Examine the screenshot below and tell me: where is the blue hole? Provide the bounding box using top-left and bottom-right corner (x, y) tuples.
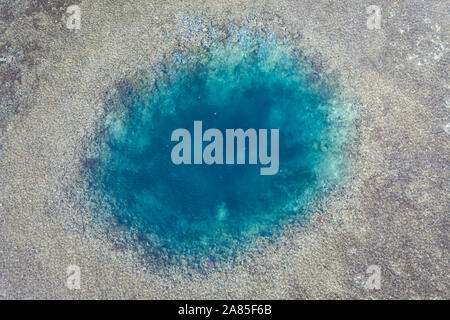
(86, 32), (351, 262)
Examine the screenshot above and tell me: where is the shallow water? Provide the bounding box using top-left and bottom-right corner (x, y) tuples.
(87, 32), (350, 261)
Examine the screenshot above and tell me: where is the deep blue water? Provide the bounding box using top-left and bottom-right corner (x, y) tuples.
(88, 34), (349, 261)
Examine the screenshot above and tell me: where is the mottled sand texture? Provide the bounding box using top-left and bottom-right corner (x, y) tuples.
(0, 0), (448, 299)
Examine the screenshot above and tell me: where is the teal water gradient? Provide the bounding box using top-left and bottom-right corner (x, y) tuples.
(87, 32), (352, 261)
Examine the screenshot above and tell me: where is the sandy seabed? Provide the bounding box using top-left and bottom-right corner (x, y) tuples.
(0, 0), (448, 299)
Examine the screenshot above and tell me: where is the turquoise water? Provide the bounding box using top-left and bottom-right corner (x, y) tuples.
(87, 31), (351, 261)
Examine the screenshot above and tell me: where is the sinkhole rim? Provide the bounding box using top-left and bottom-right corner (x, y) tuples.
(80, 28), (355, 266)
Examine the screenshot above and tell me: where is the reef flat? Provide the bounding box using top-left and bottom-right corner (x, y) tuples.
(0, 0), (448, 299)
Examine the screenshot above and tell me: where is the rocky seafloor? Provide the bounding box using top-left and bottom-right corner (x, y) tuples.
(0, 0), (448, 299)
